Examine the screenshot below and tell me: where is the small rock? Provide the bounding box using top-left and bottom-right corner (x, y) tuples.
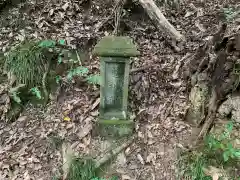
(218, 94), (240, 123)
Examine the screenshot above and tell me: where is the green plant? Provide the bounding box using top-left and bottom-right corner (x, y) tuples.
(177, 121), (239, 179)
(91, 176), (118, 180)
(86, 74), (101, 85)
(4, 39), (68, 104)
(206, 121), (240, 162)
(55, 75), (62, 84)
(67, 156), (118, 180)
(64, 65), (101, 85)
(177, 151), (212, 180)
(66, 66), (89, 81)
(5, 41), (48, 88)
(8, 84), (26, 104)
(68, 158), (96, 180)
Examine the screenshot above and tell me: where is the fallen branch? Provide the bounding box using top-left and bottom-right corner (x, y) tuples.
(138, 0), (185, 41)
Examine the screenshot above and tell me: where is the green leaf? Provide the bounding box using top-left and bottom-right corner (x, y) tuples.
(56, 75), (62, 84)
(223, 151), (230, 162)
(58, 54), (63, 64)
(59, 39), (65, 45)
(86, 74), (101, 85)
(227, 143), (233, 150)
(67, 66), (89, 80)
(38, 40), (56, 48)
(30, 87), (42, 99)
(234, 150), (240, 158)
(226, 121), (233, 132)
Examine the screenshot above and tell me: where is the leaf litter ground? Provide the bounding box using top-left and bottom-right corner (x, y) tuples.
(0, 0), (239, 179)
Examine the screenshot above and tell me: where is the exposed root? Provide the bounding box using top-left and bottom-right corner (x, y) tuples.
(184, 23), (240, 144)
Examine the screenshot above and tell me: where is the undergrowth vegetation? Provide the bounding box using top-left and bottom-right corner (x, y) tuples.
(52, 156), (118, 180)
(1, 38), (101, 122)
(68, 157), (119, 180)
(5, 40), (49, 88)
(177, 121), (240, 180)
(3, 39), (100, 105)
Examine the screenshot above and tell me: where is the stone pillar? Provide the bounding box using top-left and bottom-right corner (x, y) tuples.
(93, 36), (140, 137)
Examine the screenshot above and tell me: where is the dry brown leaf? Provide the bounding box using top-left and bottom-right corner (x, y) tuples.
(77, 123), (92, 139)
(184, 11), (195, 18)
(146, 153), (156, 165)
(116, 152), (127, 166)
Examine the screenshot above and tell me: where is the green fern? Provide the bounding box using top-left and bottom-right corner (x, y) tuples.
(38, 40), (56, 48)
(5, 41), (48, 88)
(68, 158), (96, 180)
(66, 66), (89, 81)
(86, 74), (101, 85)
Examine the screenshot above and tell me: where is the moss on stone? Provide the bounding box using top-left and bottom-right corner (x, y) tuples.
(96, 120), (134, 138)
(93, 36), (140, 57)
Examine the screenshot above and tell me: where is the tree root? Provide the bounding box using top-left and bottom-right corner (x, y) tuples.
(184, 23), (240, 145)
(194, 89), (218, 144)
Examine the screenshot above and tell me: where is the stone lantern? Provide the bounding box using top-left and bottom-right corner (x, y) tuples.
(93, 36), (140, 137)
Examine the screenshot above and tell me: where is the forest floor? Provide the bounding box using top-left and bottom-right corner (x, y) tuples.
(0, 0), (239, 179)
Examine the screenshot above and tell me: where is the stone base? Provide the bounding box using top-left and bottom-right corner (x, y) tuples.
(96, 119), (134, 138)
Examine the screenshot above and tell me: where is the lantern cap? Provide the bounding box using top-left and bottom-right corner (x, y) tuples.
(93, 36), (140, 57)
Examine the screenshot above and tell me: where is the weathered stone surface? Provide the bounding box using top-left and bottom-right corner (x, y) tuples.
(104, 61), (125, 118)
(94, 36), (139, 137)
(100, 57), (129, 121)
(93, 36), (140, 57)
(218, 93), (240, 123)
